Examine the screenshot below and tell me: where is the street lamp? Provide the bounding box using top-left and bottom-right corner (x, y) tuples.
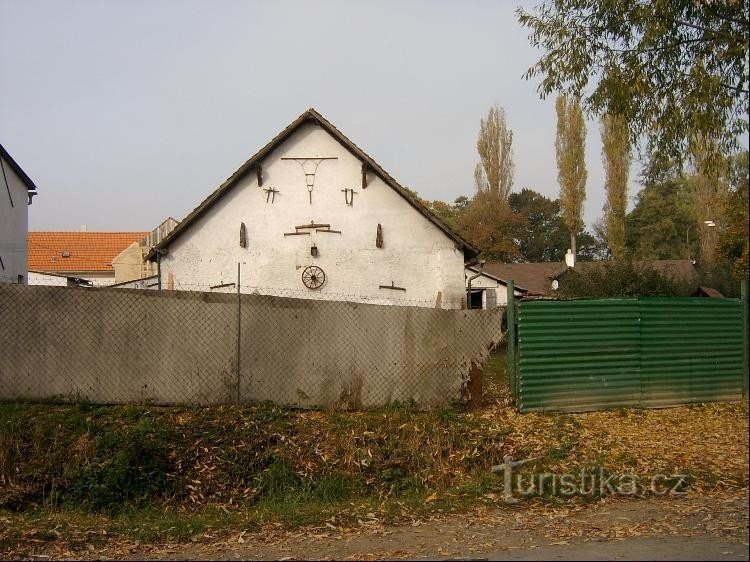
(686, 220), (716, 261)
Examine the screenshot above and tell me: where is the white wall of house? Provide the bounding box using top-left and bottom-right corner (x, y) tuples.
(464, 268), (522, 308)
(0, 155), (30, 284)
(28, 271), (115, 287)
(107, 275), (159, 290)
(28, 271), (68, 286)
(160, 123), (467, 308)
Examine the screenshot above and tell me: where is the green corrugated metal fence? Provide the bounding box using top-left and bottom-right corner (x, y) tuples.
(511, 293), (748, 413)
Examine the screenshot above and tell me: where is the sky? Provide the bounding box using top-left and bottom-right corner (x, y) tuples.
(2, 0), (630, 233)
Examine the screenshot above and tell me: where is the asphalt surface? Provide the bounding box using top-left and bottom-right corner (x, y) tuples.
(461, 535), (750, 561)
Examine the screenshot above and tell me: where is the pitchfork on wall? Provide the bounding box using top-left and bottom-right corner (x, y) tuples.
(281, 157), (338, 204)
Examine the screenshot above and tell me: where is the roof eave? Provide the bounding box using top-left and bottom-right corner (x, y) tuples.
(0, 143), (38, 194)
(147, 108), (478, 261)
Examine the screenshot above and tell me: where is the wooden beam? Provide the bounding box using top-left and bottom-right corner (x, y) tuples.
(361, 162), (368, 189)
(256, 165), (263, 187)
(295, 222), (330, 230)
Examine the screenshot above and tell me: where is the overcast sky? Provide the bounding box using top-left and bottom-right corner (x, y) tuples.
(2, 0), (631, 232)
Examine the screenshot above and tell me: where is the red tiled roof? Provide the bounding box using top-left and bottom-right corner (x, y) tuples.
(28, 232), (147, 273)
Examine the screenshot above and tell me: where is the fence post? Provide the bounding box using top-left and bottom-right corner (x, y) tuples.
(742, 279), (748, 398)
(236, 262), (242, 404)
(507, 280), (516, 403)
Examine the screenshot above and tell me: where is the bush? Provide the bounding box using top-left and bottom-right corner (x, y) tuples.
(65, 416), (175, 511)
(558, 261), (692, 298)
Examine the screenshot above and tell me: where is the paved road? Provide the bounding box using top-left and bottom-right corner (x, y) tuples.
(466, 535), (749, 561)
(134, 493), (749, 561)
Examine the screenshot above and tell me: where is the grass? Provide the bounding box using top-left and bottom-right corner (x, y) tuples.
(1, 350), (747, 557)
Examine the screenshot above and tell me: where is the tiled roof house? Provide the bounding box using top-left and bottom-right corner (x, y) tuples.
(28, 231), (147, 286)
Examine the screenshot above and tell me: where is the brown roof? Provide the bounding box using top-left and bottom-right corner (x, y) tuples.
(484, 259), (698, 296)
(28, 232), (147, 273)
(482, 262), (565, 295)
(146, 108), (478, 261)
(693, 286), (725, 298)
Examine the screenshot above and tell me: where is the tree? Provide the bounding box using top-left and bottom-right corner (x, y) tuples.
(517, 1), (749, 170)
(687, 133), (729, 266)
(555, 95), (587, 258)
(426, 199), (461, 233)
(717, 151), (749, 280)
(474, 105), (514, 200)
(509, 189), (568, 261)
(626, 177), (695, 260)
(509, 188), (606, 262)
(601, 113), (631, 259)
(457, 190), (523, 262)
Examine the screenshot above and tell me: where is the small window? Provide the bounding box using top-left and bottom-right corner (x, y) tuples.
(239, 223), (247, 248)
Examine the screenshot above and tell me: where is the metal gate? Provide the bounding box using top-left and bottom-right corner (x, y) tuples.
(506, 282), (749, 413)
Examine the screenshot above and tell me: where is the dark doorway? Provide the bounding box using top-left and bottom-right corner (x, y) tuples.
(469, 289), (483, 309)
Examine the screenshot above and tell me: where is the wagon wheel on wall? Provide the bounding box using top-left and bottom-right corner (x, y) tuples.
(301, 265), (326, 290)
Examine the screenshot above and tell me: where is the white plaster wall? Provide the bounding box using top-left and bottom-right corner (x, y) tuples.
(108, 275), (158, 290)
(0, 156), (30, 284)
(464, 268), (522, 308)
(79, 272), (116, 287)
(28, 272), (68, 286)
(161, 123), (467, 308)
(28, 271), (115, 287)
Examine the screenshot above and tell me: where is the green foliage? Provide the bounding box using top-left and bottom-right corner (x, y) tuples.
(517, 0), (749, 169)
(555, 95), (588, 254)
(0, 404), (175, 512)
(508, 188), (604, 262)
(66, 417), (174, 511)
(717, 151), (749, 281)
(255, 459), (303, 499)
(601, 113), (631, 259)
(626, 177), (695, 260)
(694, 263), (743, 298)
(457, 190), (523, 261)
(557, 261), (693, 298)
(509, 189), (568, 261)
(426, 199), (461, 233)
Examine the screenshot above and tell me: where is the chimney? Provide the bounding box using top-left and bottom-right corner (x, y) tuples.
(565, 248), (575, 268)
(79, 224), (87, 232)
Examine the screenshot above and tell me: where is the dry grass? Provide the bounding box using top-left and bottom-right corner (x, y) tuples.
(1, 352), (747, 558)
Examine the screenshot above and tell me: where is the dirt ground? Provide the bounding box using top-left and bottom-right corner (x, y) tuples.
(113, 490), (749, 561)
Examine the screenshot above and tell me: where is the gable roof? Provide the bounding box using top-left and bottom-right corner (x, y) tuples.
(146, 108), (478, 261)
(466, 265), (529, 292)
(28, 232), (148, 273)
(0, 143), (38, 194)
(483, 262), (564, 295)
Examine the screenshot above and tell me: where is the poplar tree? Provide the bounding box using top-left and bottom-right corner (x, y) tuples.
(555, 95), (587, 258)
(601, 113), (631, 259)
(475, 105), (514, 200)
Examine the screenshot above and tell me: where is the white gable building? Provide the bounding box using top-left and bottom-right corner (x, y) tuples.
(0, 144), (38, 285)
(148, 109), (477, 308)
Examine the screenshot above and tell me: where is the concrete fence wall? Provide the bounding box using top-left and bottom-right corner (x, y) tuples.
(0, 285), (503, 409)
